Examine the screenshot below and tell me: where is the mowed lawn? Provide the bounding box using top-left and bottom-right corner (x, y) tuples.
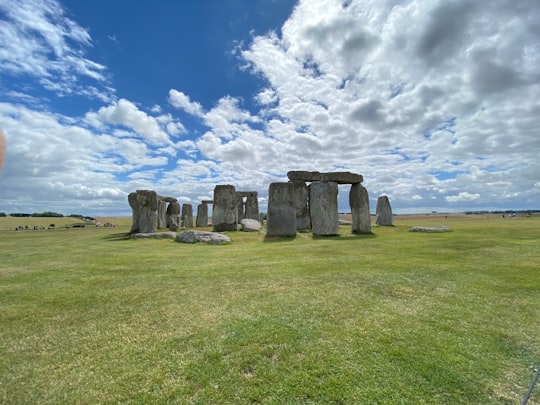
(0, 214), (539, 404)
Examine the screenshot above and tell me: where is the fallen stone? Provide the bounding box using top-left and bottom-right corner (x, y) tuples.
(131, 232), (176, 239)
(176, 230), (231, 244)
(410, 226), (452, 233)
(240, 218), (262, 232)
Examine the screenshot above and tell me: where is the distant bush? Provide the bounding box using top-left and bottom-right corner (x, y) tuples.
(0, 212), (6, 217)
(10, 213), (31, 217)
(31, 212), (64, 217)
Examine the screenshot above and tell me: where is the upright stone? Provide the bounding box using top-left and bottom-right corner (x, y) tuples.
(310, 182), (339, 236)
(157, 200), (167, 229)
(349, 183), (371, 233)
(128, 192), (141, 234)
(167, 201), (181, 231)
(181, 204), (193, 228)
(375, 195), (393, 226)
(266, 182), (296, 237)
(213, 185), (237, 232)
(245, 194), (259, 221)
(236, 196), (245, 224)
(132, 190), (158, 234)
(291, 180), (310, 231)
(196, 203), (208, 227)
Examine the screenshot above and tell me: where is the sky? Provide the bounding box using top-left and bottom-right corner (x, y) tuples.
(1, 0), (539, 216)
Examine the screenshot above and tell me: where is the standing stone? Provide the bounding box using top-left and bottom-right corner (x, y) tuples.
(349, 183), (371, 234)
(266, 182), (296, 237)
(310, 182), (339, 236)
(213, 185), (237, 232)
(128, 192), (141, 234)
(129, 190), (158, 234)
(245, 194), (259, 221)
(196, 203), (208, 227)
(236, 196), (245, 224)
(375, 195), (393, 226)
(167, 202), (181, 231)
(291, 180), (310, 231)
(181, 204), (193, 228)
(157, 200), (167, 229)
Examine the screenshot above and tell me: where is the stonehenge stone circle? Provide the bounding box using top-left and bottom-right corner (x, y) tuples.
(349, 183), (371, 234)
(266, 182), (297, 237)
(375, 195), (393, 226)
(181, 204), (193, 228)
(128, 190), (158, 234)
(213, 185), (238, 232)
(196, 203), (208, 227)
(287, 170), (363, 184)
(309, 181), (339, 236)
(291, 180), (311, 231)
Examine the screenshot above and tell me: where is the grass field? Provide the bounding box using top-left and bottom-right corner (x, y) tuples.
(1, 214), (539, 404)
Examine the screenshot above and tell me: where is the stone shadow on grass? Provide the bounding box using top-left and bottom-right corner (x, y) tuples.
(102, 232), (131, 241)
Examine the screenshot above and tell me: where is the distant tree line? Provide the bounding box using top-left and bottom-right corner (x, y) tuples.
(2, 212), (95, 220)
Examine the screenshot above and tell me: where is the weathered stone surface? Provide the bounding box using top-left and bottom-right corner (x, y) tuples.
(287, 171), (363, 184)
(166, 201), (181, 231)
(245, 195), (259, 221)
(266, 182), (296, 237)
(181, 204), (193, 228)
(131, 232), (176, 239)
(202, 200), (214, 204)
(375, 195), (393, 226)
(310, 182), (339, 236)
(410, 226), (452, 232)
(240, 218), (262, 232)
(175, 230), (231, 244)
(291, 180), (310, 231)
(157, 200), (167, 229)
(158, 196), (178, 203)
(129, 190), (158, 234)
(213, 185), (237, 232)
(236, 196), (245, 224)
(349, 183), (371, 234)
(196, 203), (208, 227)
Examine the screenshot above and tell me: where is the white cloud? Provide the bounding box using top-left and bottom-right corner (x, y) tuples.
(445, 192), (481, 203)
(0, 0), (113, 100)
(168, 89), (204, 117)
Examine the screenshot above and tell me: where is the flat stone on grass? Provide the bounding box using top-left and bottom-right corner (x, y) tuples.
(131, 232), (177, 239)
(176, 230), (231, 244)
(410, 226), (452, 233)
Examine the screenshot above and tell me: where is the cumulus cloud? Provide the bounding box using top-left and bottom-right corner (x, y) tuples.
(168, 89), (204, 117)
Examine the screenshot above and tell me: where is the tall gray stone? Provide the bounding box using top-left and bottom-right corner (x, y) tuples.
(157, 200), (167, 229)
(266, 182), (296, 237)
(291, 180), (310, 231)
(375, 195), (393, 226)
(128, 190), (158, 234)
(236, 196), (245, 224)
(213, 185), (237, 232)
(245, 195), (259, 221)
(196, 203), (208, 227)
(310, 182), (339, 236)
(181, 204), (193, 228)
(349, 183), (371, 234)
(166, 201), (181, 231)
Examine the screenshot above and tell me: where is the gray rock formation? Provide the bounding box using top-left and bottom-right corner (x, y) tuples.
(291, 180), (310, 231)
(288, 171), (363, 184)
(157, 200), (167, 229)
(309, 182), (339, 236)
(349, 183), (371, 234)
(245, 194), (259, 221)
(181, 204), (193, 228)
(240, 218), (262, 232)
(266, 182), (296, 237)
(131, 232), (176, 239)
(213, 185), (237, 232)
(196, 203), (208, 227)
(166, 201), (181, 231)
(175, 230), (231, 244)
(128, 190), (158, 234)
(375, 195), (393, 226)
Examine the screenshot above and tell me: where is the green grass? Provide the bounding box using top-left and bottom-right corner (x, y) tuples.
(1, 214), (539, 404)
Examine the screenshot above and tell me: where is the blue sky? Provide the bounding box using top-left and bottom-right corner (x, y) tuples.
(1, 0), (539, 216)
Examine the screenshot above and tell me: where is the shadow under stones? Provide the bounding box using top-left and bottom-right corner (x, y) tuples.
(102, 232), (132, 241)
(263, 235), (298, 243)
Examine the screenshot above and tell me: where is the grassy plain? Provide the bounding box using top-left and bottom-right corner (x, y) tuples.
(0, 214), (539, 404)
